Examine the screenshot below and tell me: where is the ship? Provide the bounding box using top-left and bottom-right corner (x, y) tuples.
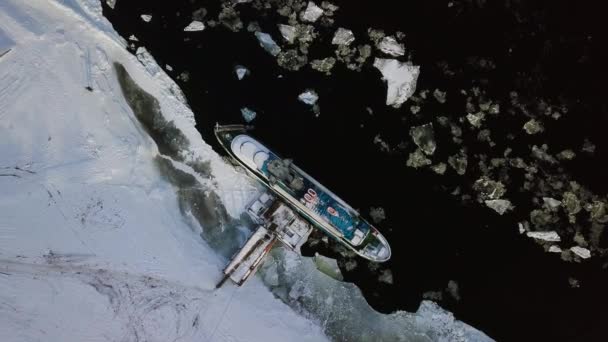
(215, 124), (391, 262)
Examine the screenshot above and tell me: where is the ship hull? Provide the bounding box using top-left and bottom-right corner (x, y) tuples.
(215, 124), (391, 262)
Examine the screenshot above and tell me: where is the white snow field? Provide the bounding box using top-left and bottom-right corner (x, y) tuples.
(0, 0), (493, 341)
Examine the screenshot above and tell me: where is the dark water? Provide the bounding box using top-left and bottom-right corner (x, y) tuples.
(104, 1), (608, 341)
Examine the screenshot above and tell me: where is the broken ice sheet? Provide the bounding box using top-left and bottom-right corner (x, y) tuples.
(140, 14), (152, 23)
(298, 89), (319, 105)
(254, 32), (281, 56)
(234, 65), (249, 80)
(183, 20), (205, 32)
(241, 107), (257, 123)
(332, 28), (355, 45)
(278, 24), (297, 44)
(377, 36), (405, 57)
(373, 58), (420, 108)
(409, 123), (436, 155)
(301, 1), (324, 22)
(314, 253), (343, 281)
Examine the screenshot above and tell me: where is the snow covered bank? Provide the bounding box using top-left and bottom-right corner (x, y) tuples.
(0, 0), (325, 340)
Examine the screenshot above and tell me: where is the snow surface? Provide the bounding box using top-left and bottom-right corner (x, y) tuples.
(0, 27), (15, 56)
(0, 1), (323, 341)
(0, 0), (493, 341)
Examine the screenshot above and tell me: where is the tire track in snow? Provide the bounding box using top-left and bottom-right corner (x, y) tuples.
(0, 259), (213, 342)
(0, 57), (30, 120)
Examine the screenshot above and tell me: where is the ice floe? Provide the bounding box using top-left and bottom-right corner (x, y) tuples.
(278, 24), (297, 43)
(301, 1), (324, 22)
(254, 31), (281, 56)
(332, 27), (355, 46)
(485, 199), (513, 215)
(410, 123), (436, 155)
(377, 36), (405, 57)
(526, 231), (561, 242)
(570, 246), (591, 259)
(373, 58), (420, 107)
(184, 20), (205, 32)
(313, 253), (343, 281)
(241, 107), (257, 122)
(298, 89), (319, 105)
(234, 64), (249, 80)
(140, 14), (152, 22)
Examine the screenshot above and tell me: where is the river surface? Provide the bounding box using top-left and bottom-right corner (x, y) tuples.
(104, 1), (608, 340)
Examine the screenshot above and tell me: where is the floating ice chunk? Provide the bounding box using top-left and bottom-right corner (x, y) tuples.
(140, 14), (152, 23)
(467, 112), (485, 128)
(278, 24), (297, 44)
(570, 246), (591, 259)
(310, 57), (336, 75)
(543, 197), (562, 209)
(518, 222), (527, 234)
(377, 36), (405, 57)
(447, 280), (460, 301)
(301, 1), (324, 22)
(485, 199), (512, 215)
(549, 245), (562, 253)
(526, 231), (561, 242)
(406, 148), (431, 169)
(298, 89), (319, 105)
(431, 163), (447, 175)
(165, 64), (173, 71)
(314, 253), (343, 281)
(184, 20), (205, 32)
(410, 123), (436, 155)
(373, 58), (420, 108)
(241, 107), (257, 123)
(254, 32), (281, 56)
(523, 118), (543, 134)
(128, 35), (139, 42)
(105, 0), (117, 9)
(378, 269), (393, 284)
(332, 28), (355, 46)
(234, 65), (249, 80)
(433, 88), (447, 103)
(369, 207), (386, 224)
